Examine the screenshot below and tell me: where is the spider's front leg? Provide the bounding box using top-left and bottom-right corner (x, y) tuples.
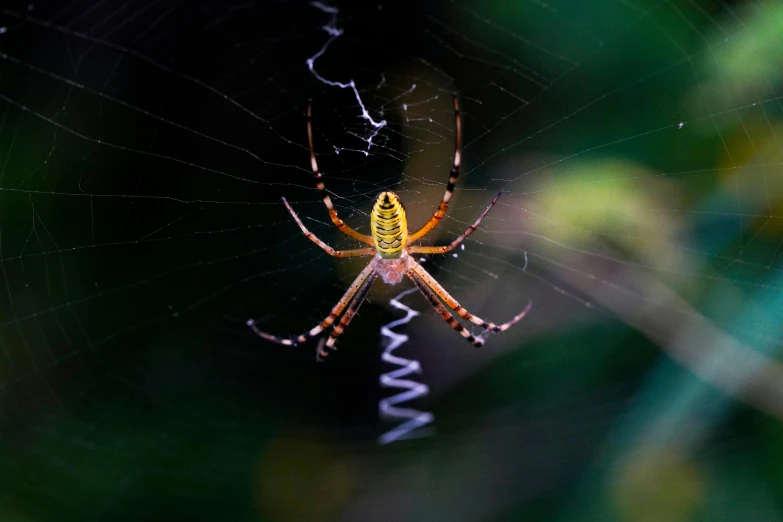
(316, 272), (378, 361)
(406, 271), (485, 347)
(409, 259), (531, 335)
(248, 263), (376, 348)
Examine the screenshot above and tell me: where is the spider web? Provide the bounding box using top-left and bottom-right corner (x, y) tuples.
(1, 0), (783, 519)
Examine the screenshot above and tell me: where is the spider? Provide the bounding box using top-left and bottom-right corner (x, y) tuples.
(247, 96), (531, 360)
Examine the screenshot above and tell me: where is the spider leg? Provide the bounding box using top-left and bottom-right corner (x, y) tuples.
(408, 191), (502, 255)
(319, 272), (379, 360)
(407, 95), (462, 243)
(307, 105), (374, 245)
(282, 197), (375, 257)
(408, 259), (532, 334)
(406, 270), (484, 347)
(248, 262), (376, 346)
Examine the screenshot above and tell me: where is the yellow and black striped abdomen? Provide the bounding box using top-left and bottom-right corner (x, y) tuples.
(370, 192), (408, 259)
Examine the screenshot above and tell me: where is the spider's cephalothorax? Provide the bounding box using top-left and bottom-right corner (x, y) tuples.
(371, 191), (408, 259)
(248, 97), (532, 360)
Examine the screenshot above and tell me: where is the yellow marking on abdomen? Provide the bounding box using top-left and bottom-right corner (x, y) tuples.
(370, 192), (408, 259)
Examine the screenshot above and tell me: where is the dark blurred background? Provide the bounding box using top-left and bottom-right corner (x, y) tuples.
(1, 0), (783, 520)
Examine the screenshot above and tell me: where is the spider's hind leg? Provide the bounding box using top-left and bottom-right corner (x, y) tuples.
(307, 105), (374, 246)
